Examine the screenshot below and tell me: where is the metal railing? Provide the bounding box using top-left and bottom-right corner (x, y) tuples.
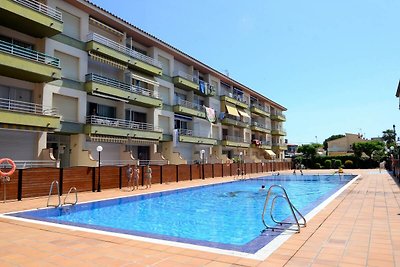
(272, 110), (286, 119)
(251, 103), (270, 113)
(174, 98), (204, 111)
(0, 97), (59, 116)
(0, 40), (60, 68)
(13, 0), (63, 21)
(138, 159), (169, 166)
(251, 121), (270, 130)
(87, 32), (162, 68)
(100, 160), (136, 166)
(86, 73), (159, 99)
(173, 70), (195, 82)
(272, 127), (287, 134)
(177, 128), (193, 136)
(272, 142), (287, 147)
(87, 115), (162, 132)
(0, 160), (58, 169)
(223, 135), (247, 143)
(224, 113), (248, 123)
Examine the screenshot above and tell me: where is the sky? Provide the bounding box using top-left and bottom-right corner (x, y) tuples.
(91, 0), (400, 144)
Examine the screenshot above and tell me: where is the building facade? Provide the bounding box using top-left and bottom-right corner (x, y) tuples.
(327, 133), (367, 156)
(0, 0), (287, 167)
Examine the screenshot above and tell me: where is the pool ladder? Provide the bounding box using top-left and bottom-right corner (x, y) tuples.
(261, 185), (306, 233)
(47, 180), (78, 208)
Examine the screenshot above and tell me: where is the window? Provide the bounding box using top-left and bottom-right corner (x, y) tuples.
(58, 9), (80, 40)
(53, 94), (78, 122)
(174, 119), (188, 130)
(88, 102), (115, 118)
(125, 110), (147, 123)
(54, 51), (79, 80)
(158, 55), (170, 76)
(0, 35), (34, 50)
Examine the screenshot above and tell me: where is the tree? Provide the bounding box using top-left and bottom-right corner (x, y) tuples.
(323, 134), (345, 151)
(382, 129), (396, 147)
(297, 143), (321, 159)
(353, 141), (385, 159)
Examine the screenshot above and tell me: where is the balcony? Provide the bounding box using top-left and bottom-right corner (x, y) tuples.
(272, 143), (288, 150)
(220, 95), (248, 109)
(85, 115), (162, 140)
(177, 129), (217, 145)
(221, 135), (250, 148)
(0, 40), (61, 82)
(250, 103), (270, 117)
(0, 0), (63, 37)
(271, 127), (287, 136)
(250, 122), (271, 133)
(86, 33), (163, 76)
(271, 111), (286, 121)
(172, 71), (199, 91)
(85, 74), (162, 108)
(251, 140), (272, 150)
(221, 114), (249, 128)
(173, 99), (205, 118)
(0, 97), (60, 130)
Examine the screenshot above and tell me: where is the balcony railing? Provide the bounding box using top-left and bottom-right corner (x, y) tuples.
(177, 128), (193, 136)
(173, 70), (196, 82)
(13, 0), (63, 21)
(272, 110), (286, 119)
(272, 127), (286, 132)
(224, 114), (249, 123)
(86, 73), (159, 99)
(174, 98), (204, 111)
(86, 115), (162, 132)
(223, 135), (246, 143)
(0, 40), (60, 68)
(0, 97), (59, 116)
(251, 103), (270, 113)
(251, 121), (270, 130)
(87, 32), (162, 68)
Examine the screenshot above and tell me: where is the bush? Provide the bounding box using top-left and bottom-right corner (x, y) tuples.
(333, 159), (342, 169)
(324, 159), (332, 169)
(314, 163), (321, 169)
(344, 160), (353, 168)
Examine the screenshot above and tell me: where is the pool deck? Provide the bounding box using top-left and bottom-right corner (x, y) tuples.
(0, 169), (399, 266)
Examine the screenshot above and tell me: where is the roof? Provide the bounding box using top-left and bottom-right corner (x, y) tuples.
(66, 0), (287, 111)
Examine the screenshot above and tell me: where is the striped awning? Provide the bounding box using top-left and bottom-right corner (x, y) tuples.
(88, 52), (127, 70)
(131, 71), (159, 86)
(238, 109), (250, 118)
(225, 103), (239, 117)
(265, 149), (276, 159)
(89, 135), (159, 145)
(0, 123), (55, 132)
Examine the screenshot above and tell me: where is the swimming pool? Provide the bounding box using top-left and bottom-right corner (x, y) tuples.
(7, 174), (355, 254)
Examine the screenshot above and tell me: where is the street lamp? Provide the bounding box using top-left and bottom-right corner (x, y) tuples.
(200, 149), (205, 180)
(239, 151), (243, 177)
(96, 145), (103, 192)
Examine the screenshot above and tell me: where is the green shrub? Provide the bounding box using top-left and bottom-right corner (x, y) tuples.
(324, 159), (332, 169)
(333, 159), (342, 169)
(314, 163), (321, 169)
(344, 160), (353, 168)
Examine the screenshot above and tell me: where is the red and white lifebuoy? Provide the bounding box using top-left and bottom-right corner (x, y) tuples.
(0, 158), (16, 177)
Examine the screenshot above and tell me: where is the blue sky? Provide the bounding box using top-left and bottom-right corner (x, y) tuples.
(91, 0), (400, 144)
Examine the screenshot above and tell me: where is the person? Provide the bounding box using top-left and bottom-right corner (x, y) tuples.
(126, 164), (133, 190)
(132, 164), (139, 190)
(259, 185), (266, 192)
(145, 165), (152, 189)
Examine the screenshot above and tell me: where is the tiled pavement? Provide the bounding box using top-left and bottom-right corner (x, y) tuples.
(0, 169), (398, 266)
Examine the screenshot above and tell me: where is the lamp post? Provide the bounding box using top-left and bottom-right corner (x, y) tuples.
(239, 151), (243, 177)
(200, 149), (205, 180)
(96, 145), (103, 192)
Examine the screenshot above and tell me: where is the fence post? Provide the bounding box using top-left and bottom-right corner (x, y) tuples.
(160, 165), (163, 184)
(17, 169), (23, 201)
(59, 168), (63, 195)
(190, 164), (192, 181)
(176, 165), (179, 182)
(119, 166), (122, 189)
(92, 167), (96, 192)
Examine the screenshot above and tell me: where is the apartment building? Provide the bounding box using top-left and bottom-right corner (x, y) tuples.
(0, 0), (287, 167)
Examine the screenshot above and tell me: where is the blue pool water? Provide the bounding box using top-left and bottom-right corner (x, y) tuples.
(8, 175), (355, 253)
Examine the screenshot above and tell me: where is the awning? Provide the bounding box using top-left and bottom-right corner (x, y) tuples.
(89, 52), (127, 70)
(265, 150), (276, 158)
(131, 70), (159, 86)
(89, 17), (124, 37)
(225, 103), (239, 117)
(89, 135), (159, 145)
(237, 109), (250, 118)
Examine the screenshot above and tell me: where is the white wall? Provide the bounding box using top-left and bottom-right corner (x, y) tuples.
(0, 130), (36, 160)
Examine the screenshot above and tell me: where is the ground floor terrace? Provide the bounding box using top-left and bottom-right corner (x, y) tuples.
(0, 169), (398, 266)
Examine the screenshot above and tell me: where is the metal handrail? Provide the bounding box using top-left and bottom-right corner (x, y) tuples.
(63, 187), (78, 206)
(223, 113), (249, 123)
(0, 97), (59, 116)
(272, 110), (286, 118)
(174, 98), (204, 111)
(87, 32), (162, 68)
(100, 160), (136, 166)
(138, 159), (169, 166)
(251, 121), (270, 130)
(173, 70), (195, 82)
(13, 0), (63, 21)
(47, 180), (60, 208)
(223, 135), (246, 143)
(177, 128), (193, 136)
(251, 103), (270, 113)
(86, 73), (159, 98)
(261, 185), (306, 233)
(86, 115), (162, 132)
(0, 40), (60, 68)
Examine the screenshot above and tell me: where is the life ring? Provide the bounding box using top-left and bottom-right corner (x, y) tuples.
(0, 158), (16, 177)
